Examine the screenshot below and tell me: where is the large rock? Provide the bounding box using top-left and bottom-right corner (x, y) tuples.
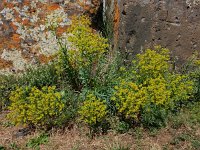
(0, 0), (100, 74)
(105, 0), (200, 63)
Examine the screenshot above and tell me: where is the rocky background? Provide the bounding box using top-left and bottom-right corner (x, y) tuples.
(115, 0), (200, 63)
(0, 0), (100, 74)
(1, 0), (200, 73)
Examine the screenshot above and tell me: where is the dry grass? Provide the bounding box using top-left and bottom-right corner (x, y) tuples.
(0, 115), (171, 150)
(1, 102), (200, 150)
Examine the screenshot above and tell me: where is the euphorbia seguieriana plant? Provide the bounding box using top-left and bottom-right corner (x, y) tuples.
(78, 93), (108, 128)
(55, 15), (109, 90)
(111, 46), (194, 120)
(7, 86), (64, 128)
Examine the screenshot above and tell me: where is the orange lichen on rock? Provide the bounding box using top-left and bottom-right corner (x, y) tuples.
(5, 39), (21, 50)
(77, 0), (100, 14)
(113, 0), (120, 50)
(0, 38), (6, 50)
(0, 0), (93, 73)
(38, 54), (55, 64)
(14, 16), (22, 23)
(12, 34), (21, 43)
(0, 58), (13, 69)
(2, 24), (9, 31)
(22, 19), (30, 26)
(4, 2), (14, 9)
(0, 36), (20, 50)
(56, 27), (68, 36)
(47, 4), (61, 11)
(23, 0), (31, 6)
(8, 43), (20, 50)
(10, 22), (18, 31)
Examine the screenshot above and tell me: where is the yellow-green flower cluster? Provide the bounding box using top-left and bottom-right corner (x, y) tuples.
(135, 45), (170, 80)
(7, 86), (64, 127)
(78, 93), (108, 126)
(55, 15), (109, 88)
(194, 59), (200, 66)
(67, 15), (108, 68)
(112, 80), (147, 119)
(169, 74), (194, 102)
(112, 46), (194, 120)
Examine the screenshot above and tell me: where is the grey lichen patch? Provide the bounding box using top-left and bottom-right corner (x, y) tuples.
(186, 0), (200, 8)
(0, 0), (93, 74)
(1, 49), (28, 71)
(138, 0), (151, 7)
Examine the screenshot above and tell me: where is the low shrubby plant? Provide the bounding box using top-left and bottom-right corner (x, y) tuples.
(141, 104), (168, 128)
(54, 88), (79, 127)
(7, 86), (65, 128)
(5, 15), (110, 131)
(20, 64), (58, 88)
(78, 93), (108, 132)
(0, 145), (5, 150)
(0, 64), (58, 111)
(181, 52), (200, 100)
(115, 120), (130, 134)
(111, 80), (147, 120)
(55, 15), (109, 90)
(0, 74), (18, 110)
(111, 46), (194, 128)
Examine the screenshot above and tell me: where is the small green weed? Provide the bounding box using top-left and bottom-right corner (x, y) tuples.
(9, 142), (20, 150)
(162, 144), (169, 150)
(115, 121), (130, 134)
(109, 143), (130, 150)
(141, 104), (168, 129)
(0, 74), (18, 110)
(170, 114), (185, 129)
(148, 128), (159, 137)
(191, 139), (200, 149)
(20, 64), (58, 88)
(170, 102), (200, 129)
(132, 127), (143, 139)
(0, 145), (5, 150)
(1, 121), (14, 127)
(26, 133), (49, 150)
(71, 142), (80, 150)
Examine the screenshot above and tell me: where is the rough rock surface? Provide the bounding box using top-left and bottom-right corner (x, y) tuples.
(1, 0), (200, 73)
(0, 0), (99, 74)
(114, 0), (200, 63)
